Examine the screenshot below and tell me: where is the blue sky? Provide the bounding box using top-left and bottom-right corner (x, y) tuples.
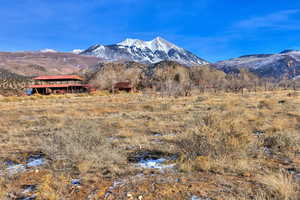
(1, 0), (300, 62)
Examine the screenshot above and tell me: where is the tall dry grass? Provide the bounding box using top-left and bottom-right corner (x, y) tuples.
(256, 171), (298, 200)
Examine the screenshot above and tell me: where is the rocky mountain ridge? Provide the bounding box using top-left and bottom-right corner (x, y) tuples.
(215, 50), (300, 79)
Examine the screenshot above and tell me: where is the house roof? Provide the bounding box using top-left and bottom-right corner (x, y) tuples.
(29, 84), (91, 88)
(33, 75), (84, 81)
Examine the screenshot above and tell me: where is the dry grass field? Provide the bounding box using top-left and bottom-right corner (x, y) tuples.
(0, 90), (299, 199)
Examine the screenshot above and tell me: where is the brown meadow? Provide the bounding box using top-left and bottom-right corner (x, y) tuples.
(0, 90), (299, 199)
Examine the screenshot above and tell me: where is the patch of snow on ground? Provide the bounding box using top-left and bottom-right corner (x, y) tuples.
(27, 158), (44, 167)
(7, 164), (26, 174)
(19, 196), (36, 200)
(22, 185), (36, 194)
(3, 156), (45, 175)
(104, 180), (126, 198)
(191, 195), (211, 200)
(138, 158), (175, 169)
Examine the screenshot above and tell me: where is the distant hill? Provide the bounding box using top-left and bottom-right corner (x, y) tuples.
(214, 50), (300, 80)
(0, 51), (102, 76)
(0, 69), (30, 96)
(83, 60), (226, 92)
(83, 61), (148, 90)
(80, 37), (209, 66)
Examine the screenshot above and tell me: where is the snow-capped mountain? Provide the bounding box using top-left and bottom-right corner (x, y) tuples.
(214, 50), (300, 79)
(72, 49), (84, 54)
(40, 49), (58, 53)
(80, 37), (208, 66)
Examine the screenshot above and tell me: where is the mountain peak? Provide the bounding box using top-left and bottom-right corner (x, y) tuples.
(152, 37), (181, 52)
(117, 37), (181, 53)
(153, 36), (168, 43)
(118, 38), (143, 47)
(82, 37), (208, 66)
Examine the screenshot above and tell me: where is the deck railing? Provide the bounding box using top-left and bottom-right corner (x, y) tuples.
(33, 80), (83, 85)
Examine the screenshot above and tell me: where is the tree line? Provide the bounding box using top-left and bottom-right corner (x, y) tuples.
(85, 62), (299, 97)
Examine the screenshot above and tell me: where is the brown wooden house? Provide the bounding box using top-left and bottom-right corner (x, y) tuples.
(28, 75), (92, 95)
(113, 81), (133, 92)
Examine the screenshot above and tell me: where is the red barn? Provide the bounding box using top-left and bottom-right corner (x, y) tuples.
(28, 75), (92, 95)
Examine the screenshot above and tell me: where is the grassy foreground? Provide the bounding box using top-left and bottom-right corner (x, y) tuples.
(0, 91), (299, 199)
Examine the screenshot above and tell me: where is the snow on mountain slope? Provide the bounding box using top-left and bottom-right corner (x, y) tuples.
(118, 37), (182, 52)
(214, 50), (300, 79)
(80, 37), (208, 66)
(72, 49), (84, 54)
(40, 49), (57, 53)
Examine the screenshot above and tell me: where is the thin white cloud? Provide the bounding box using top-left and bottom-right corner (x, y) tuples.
(233, 9), (300, 30)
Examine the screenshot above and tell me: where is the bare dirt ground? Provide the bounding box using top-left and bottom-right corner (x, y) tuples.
(0, 91), (299, 199)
